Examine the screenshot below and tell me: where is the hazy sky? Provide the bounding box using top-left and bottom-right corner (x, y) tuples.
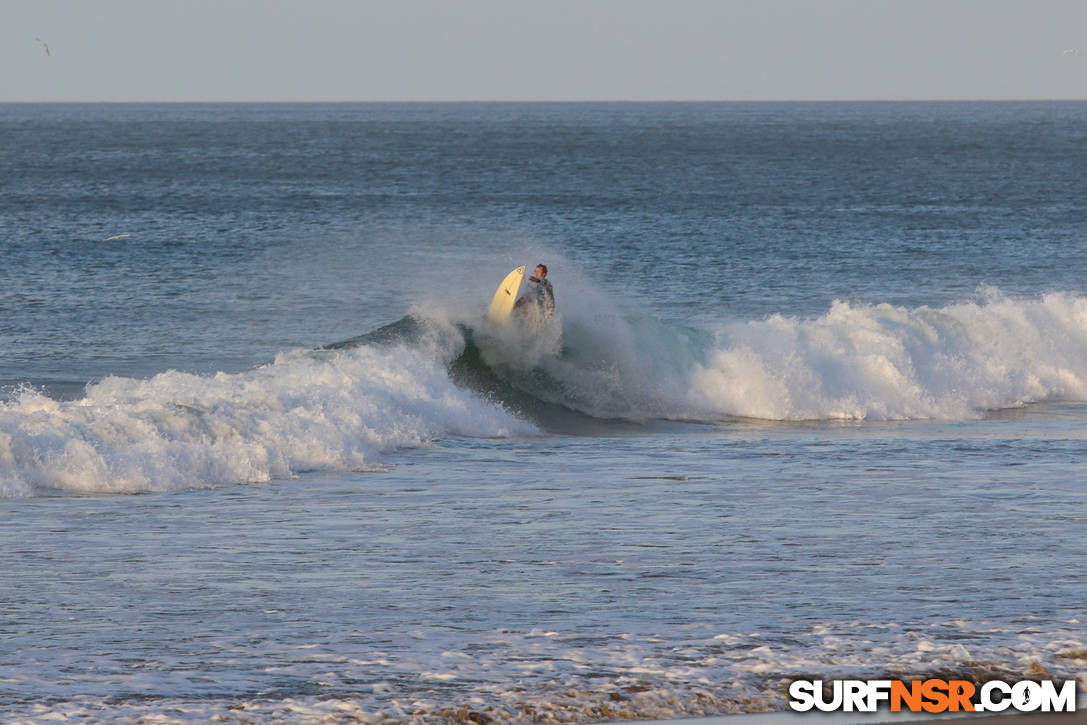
(4, 0), (1085, 102)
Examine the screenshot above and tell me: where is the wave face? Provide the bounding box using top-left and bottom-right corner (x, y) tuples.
(4, 290), (1087, 496)
(454, 289), (1087, 425)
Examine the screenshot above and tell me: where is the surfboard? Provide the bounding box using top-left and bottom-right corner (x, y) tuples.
(486, 265), (525, 325)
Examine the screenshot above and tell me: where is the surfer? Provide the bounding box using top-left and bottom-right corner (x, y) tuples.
(515, 264), (555, 317)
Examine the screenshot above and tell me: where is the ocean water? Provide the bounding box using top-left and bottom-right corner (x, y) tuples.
(1, 102), (1086, 723)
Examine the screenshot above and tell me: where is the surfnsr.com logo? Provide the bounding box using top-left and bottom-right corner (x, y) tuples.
(789, 679), (1078, 713)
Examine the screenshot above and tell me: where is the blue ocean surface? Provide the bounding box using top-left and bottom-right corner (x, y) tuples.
(1, 102), (1086, 723)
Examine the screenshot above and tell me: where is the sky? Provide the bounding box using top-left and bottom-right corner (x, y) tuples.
(4, 0), (1086, 102)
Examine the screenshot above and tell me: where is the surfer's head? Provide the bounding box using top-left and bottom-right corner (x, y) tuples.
(535, 264), (548, 277)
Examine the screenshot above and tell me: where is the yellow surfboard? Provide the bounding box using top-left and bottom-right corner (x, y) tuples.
(486, 265), (525, 324)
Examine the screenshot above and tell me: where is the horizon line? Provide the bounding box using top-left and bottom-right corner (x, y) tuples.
(3, 97), (1087, 104)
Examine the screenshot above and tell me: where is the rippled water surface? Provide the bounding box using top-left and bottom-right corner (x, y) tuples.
(2, 103), (1086, 722)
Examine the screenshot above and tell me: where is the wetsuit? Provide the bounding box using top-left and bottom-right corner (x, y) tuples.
(530, 277), (555, 316)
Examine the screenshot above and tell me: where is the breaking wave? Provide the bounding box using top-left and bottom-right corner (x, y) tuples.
(3, 288), (1087, 496)
(452, 288), (1087, 424)
(0, 329), (530, 497)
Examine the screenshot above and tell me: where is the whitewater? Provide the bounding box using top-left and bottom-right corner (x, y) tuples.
(4, 288), (1087, 498)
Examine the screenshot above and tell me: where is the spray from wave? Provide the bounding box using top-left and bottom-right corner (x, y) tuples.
(447, 287), (1087, 424)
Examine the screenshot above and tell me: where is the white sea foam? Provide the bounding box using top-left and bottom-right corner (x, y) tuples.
(0, 339), (532, 497)
(3, 620), (1084, 724)
(472, 288), (1087, 423)
(690, 291), (1087, 420)
(4, 290), (1086, 496)
(436, 247), (1087, 422)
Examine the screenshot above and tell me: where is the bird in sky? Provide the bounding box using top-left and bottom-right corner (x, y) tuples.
(1061, 48), (1082, 56)
(35, 37), (51, 57)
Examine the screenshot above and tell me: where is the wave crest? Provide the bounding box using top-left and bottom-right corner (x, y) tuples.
(0, 341), (530, 497)
(691, 291), (1087, 420)
(5, 289), (1086, 496)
